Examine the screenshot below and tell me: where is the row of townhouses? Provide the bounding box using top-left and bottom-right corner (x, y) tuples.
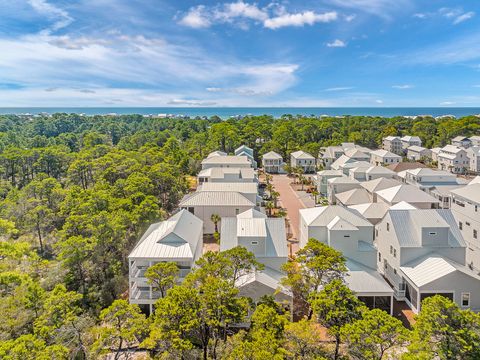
(128, 145), (292, 313)
(129, 139), (480, 318)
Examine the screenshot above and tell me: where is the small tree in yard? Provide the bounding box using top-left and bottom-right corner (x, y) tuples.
(145, 262), (179, 298)
(211, 213), (221, 233)
(271, 190), (280, 208)
(311, 280), (365, 360)
(265, 201), (275, 217)
(341, 308), (408, 360)
(92, 300), (148, 360)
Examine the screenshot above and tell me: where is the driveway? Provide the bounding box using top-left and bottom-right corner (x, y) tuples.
(271, 174), (309, 250)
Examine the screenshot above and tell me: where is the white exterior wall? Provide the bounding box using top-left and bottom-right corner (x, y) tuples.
(383, 138), (403, 155)
(407, 148), (431, 161)
(291, 157), (316, 173)
(371, 154), (401, 166)
(438, 149), (469, 174)
(186, 205), (254, 234)
(202, 163), (251, 170)
(451, 198), (480, 270)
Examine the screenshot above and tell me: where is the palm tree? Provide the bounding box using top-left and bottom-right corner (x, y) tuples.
(271, 190), (280, 208)
(265, 201), (275, 217)
(276, 208), (287, 218)
(311, 189), (319, 204)
(211, 213), (221, 233)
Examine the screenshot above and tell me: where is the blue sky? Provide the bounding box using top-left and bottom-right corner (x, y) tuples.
(0, 0), (479, 107)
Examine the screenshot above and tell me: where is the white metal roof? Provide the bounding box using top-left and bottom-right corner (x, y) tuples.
(345, 259), (394, 294)
(348, 202), (390, 220)
(237, 208), (267, 218)
(375, 184), (439, 204)
(335, 188), (371, 206)
(207, 150), (227, 158)
(198, 167), (256, 180)
(400, 254), (467, 288)
(201, 155), (251, 165)
(300, 205), (372, 228)
(402, 135), (421, 142)
(440, 145), (464, 154)
(452, 136), (470, 142)
(237, 218), (267, 237)
(128, 210), (203, 259)
(384, 136), (400, 141)
(317, 170), (343, 176)
(370, 149), (402, 158)
(180, 191), (255, 207)
(331, 154), (356, 169)
(344, 148), (368, 159)
(291, 150), (315, 160)
(361, 177), (401, 193)
(262, 151), (283, 160)
(387, 209), (465, 248)
(235, 266), (292, 297)
(407, 145), (428, 152)
(389, 201), (417, 210)
(365, 166), (395, 175)
(451, 183), (480, 204)
(327, 216), (359, 231)
(328, 176), (359, 184)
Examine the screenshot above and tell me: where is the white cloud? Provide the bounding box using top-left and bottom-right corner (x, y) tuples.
(440, 101), (455, 105)
(178, 6), (211, 28)
(375, 99), (383, 104)
(453, 11), (474, 24)
(325, 86), (353, 91)
(326, 39), (346, 47)
(0, 31), (300, 106)
(392, 84), (414, 89)
(327, 0), (413, 19)
(413, 13), (426, 19)
(178, 2), (338, 30)
(167, 99), (217, 106)
(28, 0), (73, 32)
(439, 7), (475, 24)
(264, 11), (338, 29)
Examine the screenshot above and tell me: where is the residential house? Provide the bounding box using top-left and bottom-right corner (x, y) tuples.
(452, 136), (472, 148)
(316, 170), (343, 196)
(340, 161), (372, 176)
(290, 150), (316, 173)
(299, 206), (394, 314)
(431, 148), (441, 163)
(320, 146), (346, 169)
(376, 208), (480, 313)
(201, 155), (252, 170)
(375, 184), (440, 209)
(364, 166), (396, 181)
(349, 165), (377, 182)
(207, 150), (227, 158)
(197, 167), (257, 184)
(179, 191), (255, 234)
(220, 209), (291, 303)
(235, 145), (257, 169)
(401, 136), (422, 151)
(437, 145), (469, 174)
(470, 136), (480, 146)
(370, 149), (402, 166)
(450, 184), (480, 271)
(467, 146), (480, 173)
(331, 155), (358, 171)
(128, 210), (203, 313)
(382, 136), (403, 155)
(262, 151), (286, 174)
(327, 177), (361, 204)
(406, 146), (431, 161)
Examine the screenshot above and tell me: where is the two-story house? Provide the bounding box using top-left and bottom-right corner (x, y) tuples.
(128, 210), (203, 313)
(451, 136), (472, 148)
(383, 136), (403, 155)
(299, 206), (394, 314)
(376, 208), (480, 313)
(467, 146), (480, 173)
(437, 145), (469, 174)
(406, 145), (431, 161)
(370, 150), (402, 166)
(262, 151), (286, 173)
(401, 136), (422, 152)
(235, 145), (257, 169)
(291, 150), (316, 173)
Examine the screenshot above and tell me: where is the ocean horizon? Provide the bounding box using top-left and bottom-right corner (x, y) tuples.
(1, 107), (480, 118)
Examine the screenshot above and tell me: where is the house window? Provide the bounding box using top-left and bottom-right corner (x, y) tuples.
(390, 245), (393, 254)
(393, 249), (397, 258)
(375, 229), (379, 237)
(387, 223), (390, 231)
(462, 293), (470, 307)
(393, 268), (397, 275)
(187, 207), (194, 214)
(344, 235), (350, 238)
(466, 222), (471, 226)
(378, 253), (382, 262)
(235, 208), (240, 215)
(474, 230), (478, 240)
(251, 241), (258, 245)
(459, 222), (463, 230)
(429, 232), (437, 235)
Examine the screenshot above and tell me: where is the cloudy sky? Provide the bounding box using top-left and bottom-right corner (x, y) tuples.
(0, 0), (479, 107)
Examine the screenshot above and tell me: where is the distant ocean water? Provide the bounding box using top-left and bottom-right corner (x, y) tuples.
(1, 107), (480, 118)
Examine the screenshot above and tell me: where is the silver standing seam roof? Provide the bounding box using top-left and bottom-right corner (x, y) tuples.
(180, 191), (255, 207)
(128, 209), (203, 259)
(387, 209), (466, 248)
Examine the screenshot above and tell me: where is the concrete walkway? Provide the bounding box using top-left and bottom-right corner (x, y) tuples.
(271, 174), (308, 246)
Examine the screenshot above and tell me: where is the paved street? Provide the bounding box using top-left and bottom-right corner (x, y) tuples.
(271, 174), (309, 247)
